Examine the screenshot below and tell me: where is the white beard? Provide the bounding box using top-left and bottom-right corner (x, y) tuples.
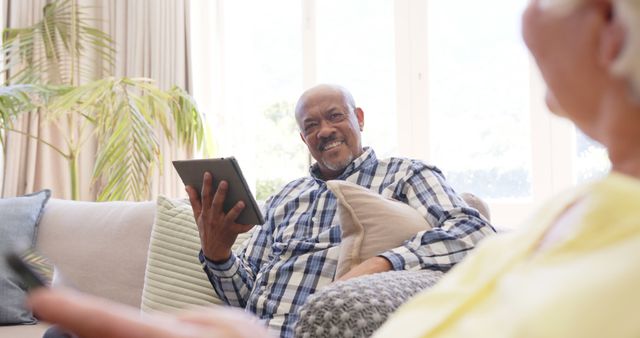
(322, 153), (355, 172)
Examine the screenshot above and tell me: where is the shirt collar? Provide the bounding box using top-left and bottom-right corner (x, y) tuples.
(309, 147), (376, 181)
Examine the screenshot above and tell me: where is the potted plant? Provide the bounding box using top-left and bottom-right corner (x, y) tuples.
(0, 0), (207, 201)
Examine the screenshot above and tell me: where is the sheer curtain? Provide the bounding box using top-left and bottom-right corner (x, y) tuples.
(1, 0), (193, 200)
(0, 0), (76, 199)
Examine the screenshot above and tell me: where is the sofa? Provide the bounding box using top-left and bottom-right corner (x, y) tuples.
(1, 198), (156, 337)
(0, 189), (492, 338)
(1, 192), (261, 337)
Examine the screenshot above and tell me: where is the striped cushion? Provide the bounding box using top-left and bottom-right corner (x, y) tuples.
(141, 196), (253, 312)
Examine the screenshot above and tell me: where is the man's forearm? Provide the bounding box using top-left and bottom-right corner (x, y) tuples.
(382, 214), (495, 272)
(199, 251), (254, 307)
(336, 256), (393, 281)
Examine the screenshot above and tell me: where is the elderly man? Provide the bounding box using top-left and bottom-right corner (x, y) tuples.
(186, 84), (494, 337)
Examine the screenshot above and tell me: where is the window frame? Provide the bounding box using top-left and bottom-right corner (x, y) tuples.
(395, 0), (579, 228)
(190, 0), (597, 228)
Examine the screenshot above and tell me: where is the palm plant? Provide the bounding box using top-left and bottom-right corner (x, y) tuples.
(0, 0), (206, 201)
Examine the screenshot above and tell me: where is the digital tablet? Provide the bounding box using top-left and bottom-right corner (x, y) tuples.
(172, 157), (265, 225)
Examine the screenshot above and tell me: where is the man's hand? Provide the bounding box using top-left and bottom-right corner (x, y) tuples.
(28, 288), (270, 338)
(186, 172), (254, 262)
(336, 256), (393, 282)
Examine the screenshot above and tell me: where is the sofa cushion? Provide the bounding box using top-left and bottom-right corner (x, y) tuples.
(326, 181), (433, 279)
(35, 199), (155, 307)
(141, 196), (254, 313)
(0, 190), (51, 325)
(295, 269), (444, 338)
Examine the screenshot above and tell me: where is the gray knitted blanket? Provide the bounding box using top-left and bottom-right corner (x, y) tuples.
(294, 270), (444, 338)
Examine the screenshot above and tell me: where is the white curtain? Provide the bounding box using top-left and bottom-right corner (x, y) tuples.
(1, 0), (193, 200)
(0, 0), (81, 199)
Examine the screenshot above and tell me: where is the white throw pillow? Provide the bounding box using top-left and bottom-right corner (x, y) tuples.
(326, 180), (432, 279)
(141, 196), (253, 313)
(37, 198), (155, 308)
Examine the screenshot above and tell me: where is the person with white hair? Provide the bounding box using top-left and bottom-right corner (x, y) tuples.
(25, 0), (640, 336)
(371, 0), (640, 336)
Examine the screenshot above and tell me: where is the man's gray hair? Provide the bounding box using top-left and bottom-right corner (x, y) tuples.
(295, 84), (358, 115)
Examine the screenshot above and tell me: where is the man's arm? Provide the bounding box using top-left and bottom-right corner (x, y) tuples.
(335, 256), (392, 281)
(379, 163), (496, 272)
(199, 224), (273, 307)
(187, 172), (272, 307)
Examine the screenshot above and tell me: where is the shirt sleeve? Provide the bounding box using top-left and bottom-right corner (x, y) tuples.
(379, 162), (496, 272)
(198, 200), (275, 307)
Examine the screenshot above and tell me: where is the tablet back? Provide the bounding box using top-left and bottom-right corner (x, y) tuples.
(172, 157), (264, 225)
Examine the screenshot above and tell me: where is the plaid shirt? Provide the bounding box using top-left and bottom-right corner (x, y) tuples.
(199, 148), (495, 337)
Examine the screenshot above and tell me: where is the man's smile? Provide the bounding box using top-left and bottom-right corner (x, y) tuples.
(320, 140), (344, 152)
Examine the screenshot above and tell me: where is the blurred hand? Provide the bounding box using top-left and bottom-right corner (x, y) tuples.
(186, 172), (254, 262)
(29, 288), (270, 338)
(336, 256), (393, 282)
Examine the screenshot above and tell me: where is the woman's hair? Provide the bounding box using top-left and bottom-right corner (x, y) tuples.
(540, 0), (640, 98)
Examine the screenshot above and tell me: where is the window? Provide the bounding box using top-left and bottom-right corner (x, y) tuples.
(316, 0), (397, 157)
(191, 0), (308, 200)
(575, 131), (610, 184)
(221, 0), (307, 200)
(426, 0), (532, 199)
(190, 0), (611, 228)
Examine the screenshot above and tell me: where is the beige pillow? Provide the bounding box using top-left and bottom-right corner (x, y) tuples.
(141, 196), (253, 313)
(326, 180), (432, 278)
(460, 192), (491, 221)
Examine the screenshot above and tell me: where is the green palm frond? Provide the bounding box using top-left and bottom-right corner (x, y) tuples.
(93, 85), (158, 201)
(0, 84), (54, 151)
(168, 86), (205, 148)
(0, 84), (38, 123)
(0, 85), (30, 151)
(47, 77), (206, 201)
(1, 0), (114, 85)
(0, 0), (207, 201)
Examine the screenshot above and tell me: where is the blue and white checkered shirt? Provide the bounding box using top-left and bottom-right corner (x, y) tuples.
(199, 148), (495, 337)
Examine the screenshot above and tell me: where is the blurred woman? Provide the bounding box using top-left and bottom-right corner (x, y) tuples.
(374, 0), (640, 336)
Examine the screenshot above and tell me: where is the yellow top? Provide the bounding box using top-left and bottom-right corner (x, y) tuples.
(374, 173), (640, 338)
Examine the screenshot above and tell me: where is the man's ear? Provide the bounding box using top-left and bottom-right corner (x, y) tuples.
(599, 2), (625, 67)
(355, 107), (365, 131)
(299, 132), (308, 146)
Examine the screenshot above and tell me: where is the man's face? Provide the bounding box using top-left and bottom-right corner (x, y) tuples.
(522, 0), (607, 127)
(296, 89), (365, 180)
